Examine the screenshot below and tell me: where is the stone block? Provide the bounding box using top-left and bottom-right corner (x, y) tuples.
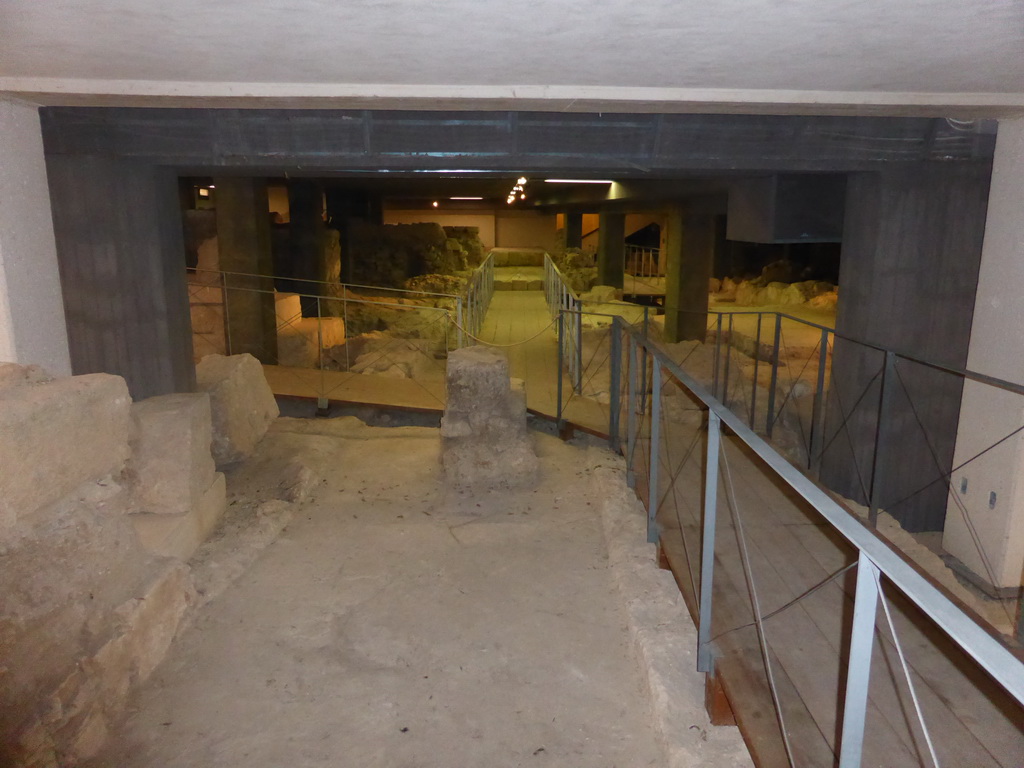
(441, 346), (538, 488)
(196, 353), (279, 467)
(0, 371), (131, 527)
(129, 393), (216, 515)
(527, 278), (544, 291)
(0, 362), (52, 389)
(130, 473), (226, 560)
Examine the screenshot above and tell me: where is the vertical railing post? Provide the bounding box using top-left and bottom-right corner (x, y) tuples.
(868, 351), (897, 528)
(221, 272), (233, 355)
(766, 313), (783, 438)
(697, 409), (722, 673)
(643, 305), (650, 339)
(316, 296), (327, 412)
(838, 551), (881, 768)
(647, 356), (663, 544)
(712, 313), (723, 398)
(750, 313), (763, 429)
(456, 298), (465, 348)
(342, 287), (351, 370)
(722, 313), (734, 406)
(609, 318), (622, 452)
(575, 303), (583, 395)
(809, 326), (830, 476)
(626, 333), (638, 488)
(556, 311), (565, 428)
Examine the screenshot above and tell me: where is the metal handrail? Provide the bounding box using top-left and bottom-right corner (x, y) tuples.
(544, 254), (583, 392)
(613, 317), (1024, 766)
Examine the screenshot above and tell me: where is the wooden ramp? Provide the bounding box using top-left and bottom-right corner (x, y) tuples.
(260, 290), (611, 436)
(644, 406), (1023, 767)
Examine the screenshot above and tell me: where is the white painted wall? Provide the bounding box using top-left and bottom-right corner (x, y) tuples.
(943, 117), (1024, 589)
(0, 99), (70, 375)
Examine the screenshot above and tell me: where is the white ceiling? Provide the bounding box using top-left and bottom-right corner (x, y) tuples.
(2, 0), (1023, 114)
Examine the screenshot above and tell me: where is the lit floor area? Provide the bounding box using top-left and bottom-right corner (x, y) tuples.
(84, 418), (744, 767)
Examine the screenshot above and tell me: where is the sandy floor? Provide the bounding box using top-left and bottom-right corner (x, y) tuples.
(88, 419), (667, 768)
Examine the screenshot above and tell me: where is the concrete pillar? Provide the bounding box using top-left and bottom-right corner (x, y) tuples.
(821, 162), (991, 532)
(943, 119), (1024, 590)
(0, 100), (71, 375)
(596, 212), (625, 289)
(564, 212), (583, 250)
(46, 154), (194, 399)
(288, 180), (326, 316)
(214, 177), (278, 364)
(663, 208), (715, 343)
(325, 188), (380, 284)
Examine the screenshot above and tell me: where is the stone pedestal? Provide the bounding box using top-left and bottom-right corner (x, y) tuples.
(441, 346), (538, 488)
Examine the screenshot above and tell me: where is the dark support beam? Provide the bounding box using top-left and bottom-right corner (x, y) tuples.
(45, 155), (194, 399)
(564, 212), (583, 250)
(40, 110), (995, 173)
(214, 177), (277, 364)
(597, 212), (626, 289)
(287, 180), (326, 317)
(663, 208), (715, 343)
(821, 162), (992, 532)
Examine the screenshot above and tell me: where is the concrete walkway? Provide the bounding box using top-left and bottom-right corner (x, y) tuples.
(88, 420), (668, 768)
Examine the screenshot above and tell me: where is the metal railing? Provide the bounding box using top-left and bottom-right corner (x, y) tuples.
(624, 244), (660, 279)
(459, 251), (495, 344)
(606, 314), (1024, 767)
(543, 253), (583, 393)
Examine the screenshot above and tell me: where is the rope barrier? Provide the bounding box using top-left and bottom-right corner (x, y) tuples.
(445, 313), (558, 348)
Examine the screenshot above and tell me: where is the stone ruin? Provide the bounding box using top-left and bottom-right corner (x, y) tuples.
(0, 354), (278, 766)
(440, 346), (539, 489)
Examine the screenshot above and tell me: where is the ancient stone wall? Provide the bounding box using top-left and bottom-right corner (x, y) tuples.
(0, 359), (250, 766)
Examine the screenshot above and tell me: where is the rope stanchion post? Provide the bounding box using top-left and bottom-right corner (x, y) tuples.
(838, 551), (880, 768)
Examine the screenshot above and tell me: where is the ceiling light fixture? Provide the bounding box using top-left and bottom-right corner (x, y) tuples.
(544, 179), (614, 184)
(432, 201), (439, 207)
(507, 176), (528, 204)
(450, 196), (483, 201)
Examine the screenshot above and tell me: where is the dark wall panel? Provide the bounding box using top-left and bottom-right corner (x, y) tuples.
(45, 155), (195, 399)
(821, 162), (992, 531)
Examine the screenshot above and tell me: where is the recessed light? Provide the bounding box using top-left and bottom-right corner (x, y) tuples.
(432, 201), (439, 207)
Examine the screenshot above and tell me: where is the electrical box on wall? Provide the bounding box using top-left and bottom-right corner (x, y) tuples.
(727, 174), (846, 244)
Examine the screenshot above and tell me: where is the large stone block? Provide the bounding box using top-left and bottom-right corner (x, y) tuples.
(129, 393), (216, 515)
(441, 346), (538, 488)
(130, 473), (226, 560)
(0, 370), (131, 527)
(196, 353), (279, 467)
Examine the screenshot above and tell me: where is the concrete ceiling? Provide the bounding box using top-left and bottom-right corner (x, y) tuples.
(2, 1), (1023, 114)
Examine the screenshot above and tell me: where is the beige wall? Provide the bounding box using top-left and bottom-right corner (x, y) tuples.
(944, 117), (1024, 589)
(0, 99), (71, 375)
(495, 211), (558, 250)
(383, 210), (497, 251)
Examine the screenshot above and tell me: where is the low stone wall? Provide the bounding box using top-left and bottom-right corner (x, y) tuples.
(0, 355), (275, 766)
